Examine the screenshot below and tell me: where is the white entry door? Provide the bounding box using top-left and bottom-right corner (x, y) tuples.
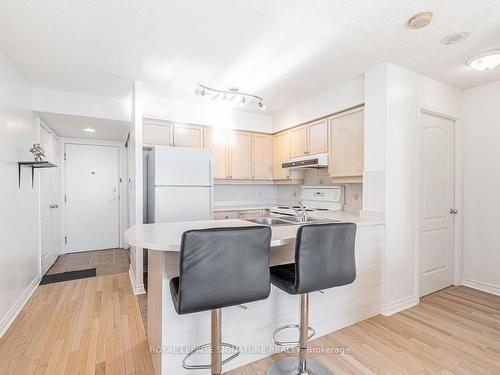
(420, 112), (456, 296)
(40, 125), (61, 274)
(65, 143), (120, 253)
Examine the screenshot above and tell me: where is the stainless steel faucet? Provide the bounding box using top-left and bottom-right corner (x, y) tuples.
(292, 201), (308, 222)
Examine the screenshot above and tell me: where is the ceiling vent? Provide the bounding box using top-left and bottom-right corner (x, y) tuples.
(440, 32), (470, 45)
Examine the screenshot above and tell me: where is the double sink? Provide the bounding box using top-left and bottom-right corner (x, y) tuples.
(245, 216), (338, 226)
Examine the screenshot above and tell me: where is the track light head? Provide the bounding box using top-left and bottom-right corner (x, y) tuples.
(258, 101), (266, 110)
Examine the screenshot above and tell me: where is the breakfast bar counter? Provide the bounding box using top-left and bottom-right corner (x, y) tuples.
(125, 216), (384, 375)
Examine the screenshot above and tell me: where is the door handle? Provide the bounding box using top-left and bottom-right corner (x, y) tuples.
(449, 208), (458, 215)
(49, 204), (59, 209)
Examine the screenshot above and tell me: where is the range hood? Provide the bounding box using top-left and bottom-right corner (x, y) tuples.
(281, 153), (328, 169)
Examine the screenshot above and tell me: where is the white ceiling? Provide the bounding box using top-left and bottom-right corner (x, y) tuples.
(1, 0), (500, 114)
(38, 112), (130, 141)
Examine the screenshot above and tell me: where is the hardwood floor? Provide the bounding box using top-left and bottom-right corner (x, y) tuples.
(0, 273), (154, 375)
(1, 282), (498, 374)
(227, 286), (500, 375)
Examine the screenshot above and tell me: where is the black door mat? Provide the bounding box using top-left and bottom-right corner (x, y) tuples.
(40, 268), (97, 285)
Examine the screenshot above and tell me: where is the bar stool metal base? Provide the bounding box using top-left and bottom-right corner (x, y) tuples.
(266, 357), (332, 375)
(182, 342), (240, 370)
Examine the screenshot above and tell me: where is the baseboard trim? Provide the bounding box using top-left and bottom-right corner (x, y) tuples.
(382, 295), (419, 316)
(461, 278), (500, 296)
(128, 268), (146, 295)
(0, 273), (41, 337)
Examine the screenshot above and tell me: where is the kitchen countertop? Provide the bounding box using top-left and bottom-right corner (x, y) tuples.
(125, 211), (383, 252)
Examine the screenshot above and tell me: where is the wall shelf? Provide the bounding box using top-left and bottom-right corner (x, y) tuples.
(18, 161), (57, 188)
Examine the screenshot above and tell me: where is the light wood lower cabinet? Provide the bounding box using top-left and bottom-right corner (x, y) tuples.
(143, 121), (172, 146)
(251, 133), (272, 180)
(173, 124), (203, 148)
(238, 210), (264, 219)
(228, 130), (251, 179)
(273, 131), (290, 180)
(328, 107), (364, 180)
(203, 128), (228, 179)
(214, 211), (239, 220)
(214, 209), (265, 220)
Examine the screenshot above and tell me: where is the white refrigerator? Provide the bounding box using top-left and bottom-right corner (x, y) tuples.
(147, 146), (213, 223)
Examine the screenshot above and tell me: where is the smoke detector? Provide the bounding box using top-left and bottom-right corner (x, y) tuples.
(440, 32), (470, 45)
(408, 12), (433, 29)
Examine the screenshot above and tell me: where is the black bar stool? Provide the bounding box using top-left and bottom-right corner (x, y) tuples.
(169, 226), (272, 375)
(267, 222), (357, 375)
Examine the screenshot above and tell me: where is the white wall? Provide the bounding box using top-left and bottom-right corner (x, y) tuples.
(461, 81), (500, 295)
(364, 63), (461, 315)
(128, 82), (145, 295)
(0, 48), (40, 336)
(144, 95), (273, 133)
(272, 75), (364, 132)
(32, 88), (131, 122)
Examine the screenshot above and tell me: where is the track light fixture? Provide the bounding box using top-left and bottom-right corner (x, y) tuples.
(195, 84), (266, 110)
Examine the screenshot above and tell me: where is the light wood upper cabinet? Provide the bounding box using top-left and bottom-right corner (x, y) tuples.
(273, 131), (290, 180)
(173, 124), (203, 148)
(289, 125), (308, 158)
(203, 128), (228, 179)
(288, 120), (328, 157)
(251, 133), (272, 180)
(328, 107), (364, 178)
(228, 131), (251, 179)
(143, 121), (172, 146)
(307, 119), (328, 155)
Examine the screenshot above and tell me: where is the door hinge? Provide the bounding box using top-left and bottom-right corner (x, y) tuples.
(64, 194), (67, 203)
(64, 236), (68, 244)
(64, 152), (66, 161)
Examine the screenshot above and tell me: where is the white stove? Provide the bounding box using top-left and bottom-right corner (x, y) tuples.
(271, 186), (344, 216)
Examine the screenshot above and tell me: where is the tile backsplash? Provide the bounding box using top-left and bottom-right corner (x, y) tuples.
(214, 184), (278, 204)
(214, 167), (363, 212)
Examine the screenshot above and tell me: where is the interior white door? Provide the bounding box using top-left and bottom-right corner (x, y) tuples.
(420, 112), (455, 296)
(40, 125), (61, 274)
(65, 143), (120, 253)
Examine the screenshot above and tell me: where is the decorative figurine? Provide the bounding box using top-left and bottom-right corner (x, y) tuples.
(30, 143), (46, 162)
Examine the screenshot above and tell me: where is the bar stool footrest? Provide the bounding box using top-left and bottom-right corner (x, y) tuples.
(272, 324), (315, 347)
(182, 342), (240, 370)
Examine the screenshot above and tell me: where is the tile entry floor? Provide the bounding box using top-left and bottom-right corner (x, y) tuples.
(46, 248), (130, 277)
